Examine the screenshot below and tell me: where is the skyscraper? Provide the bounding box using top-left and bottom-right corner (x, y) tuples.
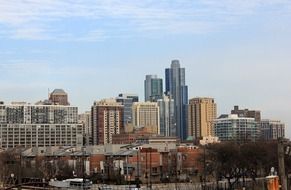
(91, 99), (124, 145)
(144, 75), (163, 102)
(157, 95), (175, 136)
(165, 60), (188, 140)
(132, 102), (160, 134)
(116, 93), (139, 125)
(188, 97), (217, 140)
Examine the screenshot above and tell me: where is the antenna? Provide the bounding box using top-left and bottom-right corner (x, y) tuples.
(48, 88), (50, 99)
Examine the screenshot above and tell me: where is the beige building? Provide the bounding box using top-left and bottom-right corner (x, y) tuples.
(79, 111), (92, 145)
(188, 97), (217, 140)
(132, 102), (160, 134)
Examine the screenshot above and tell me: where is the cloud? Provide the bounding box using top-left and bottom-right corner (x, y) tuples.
(0, 0), (290, 41)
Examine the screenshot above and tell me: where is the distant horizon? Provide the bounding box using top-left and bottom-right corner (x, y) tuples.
(1, 1), (290, 137)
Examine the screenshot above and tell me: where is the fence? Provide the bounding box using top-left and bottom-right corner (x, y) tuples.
(92, 178), (267, 190)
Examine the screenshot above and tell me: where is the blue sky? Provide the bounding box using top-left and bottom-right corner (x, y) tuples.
(0, 0), (291, 137)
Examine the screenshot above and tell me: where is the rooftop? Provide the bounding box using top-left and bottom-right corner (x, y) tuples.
(51, 89), (67, 95)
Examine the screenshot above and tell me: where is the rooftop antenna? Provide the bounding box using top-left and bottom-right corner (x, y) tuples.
(48, 88), (50, 99)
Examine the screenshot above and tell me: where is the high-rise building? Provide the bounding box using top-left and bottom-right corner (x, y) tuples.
(260, 119), (285, 140)
(132, 102), (160, 135)
(0, 102), (83, 148)
(49, 89), (69, 105)
(144, 75), (163, 102)
(116, 93), (139, 125)
(157, 95), (175, 136)
(214, 114), (260, 142)
(91, 99), (123, 145)
(231, 105), (261, 122)
(188, 98), (217, 140)
(78, 111), (92, 145)
(165, 60), (188, 140)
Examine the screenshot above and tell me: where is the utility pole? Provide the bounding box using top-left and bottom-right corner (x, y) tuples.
(82, 146), (85, 190)
(18, 150), (22, 190)
(149, 148), (152, 190)
(146, 150), (148, 189)
(278, 138), (287, 190)
(202, 145), (206, 190)
(136, 149), (140, 189)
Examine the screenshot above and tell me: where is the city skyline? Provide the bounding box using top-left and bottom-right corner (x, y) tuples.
(0, 1), (290, 137)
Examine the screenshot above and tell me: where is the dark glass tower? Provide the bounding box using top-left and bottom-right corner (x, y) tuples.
(165, 60), (188, 140)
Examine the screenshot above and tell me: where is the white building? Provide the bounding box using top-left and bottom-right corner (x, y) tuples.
(214, 114), (260, 142)
(0, 102), (83, 148)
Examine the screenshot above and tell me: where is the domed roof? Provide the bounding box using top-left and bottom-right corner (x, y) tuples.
(51, 89), (67, 95)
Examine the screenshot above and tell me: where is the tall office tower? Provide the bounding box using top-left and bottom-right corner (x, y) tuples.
(116, 93), (139, 125)
(231, 105), (261, 122)
(165, 60), (188, 140)
(157, 95), (175, 136)
(91, 99), (123, 145)
(0, 102), (83, 148)
(188, 97), (217, 140)
(260, 119), (285, 140)
(78, 111), (92, 145)
(132, 102), (160, 134)
(144, 75), (163, 102)
(49, 89), (70, 105)
(214, 114), (260, 142)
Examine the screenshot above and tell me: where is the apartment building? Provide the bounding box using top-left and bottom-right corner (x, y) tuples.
(0, 102), (83, 148)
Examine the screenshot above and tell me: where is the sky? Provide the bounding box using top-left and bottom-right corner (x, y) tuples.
(0, 0), (290, 137)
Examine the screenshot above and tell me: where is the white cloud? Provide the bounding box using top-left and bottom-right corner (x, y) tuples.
(0, 0), (290, 41)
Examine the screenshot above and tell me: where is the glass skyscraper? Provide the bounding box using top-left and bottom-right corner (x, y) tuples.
(165, 60), (188, 140)
(144, 75), (163, 102)
(116, 93), (139, 125)
(157, 95), (175, 137)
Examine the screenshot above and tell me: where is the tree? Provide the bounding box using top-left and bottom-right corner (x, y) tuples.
(205, 141), (278, 189)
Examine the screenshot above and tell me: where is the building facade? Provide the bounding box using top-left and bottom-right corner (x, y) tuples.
(0, 102), (83, 148)
(78, 111), (92, 145)
(188, 97), (217, 140)
(144, 75), (163, 102)
(91, 99), (124, 145)
(260, 119), (285, 140)
(231, 105), (261, 122)
(132, 102), (160, 135)
(116, 93), (139, 125)
(49, 89), (70, 106)
(157, 95), (175, 136)
(214, 114), (260, 142)
(165, 60), (188, 140)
